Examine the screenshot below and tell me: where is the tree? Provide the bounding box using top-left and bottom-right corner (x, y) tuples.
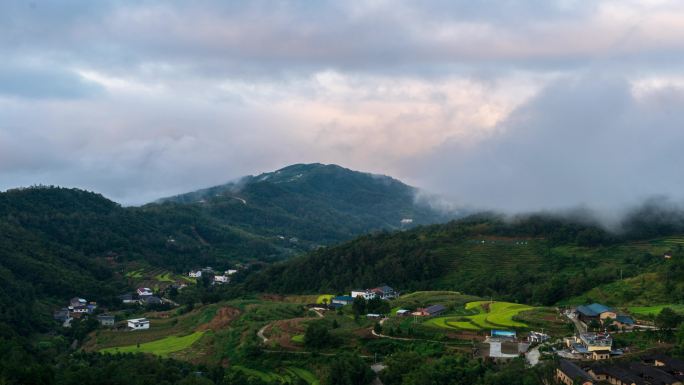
(324, 353), (374, 385)
(352, 296), (367, 317)
(304, 321), (330, 349)
(656, 307), (682, 330)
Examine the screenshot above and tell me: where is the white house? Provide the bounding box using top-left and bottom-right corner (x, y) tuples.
(137, 287), (153, 297)
(351, 285), (397, 301)
(127, 318), (150, 330)
(351, 290), (376, 300)
(225, 269), (238, 275)
(214, 275), (229, 283)
(188, 270), (202, 278)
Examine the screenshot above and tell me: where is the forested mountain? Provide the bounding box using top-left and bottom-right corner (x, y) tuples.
(153, 163), (451, 248)
(0, 164), (449, 335)
(245, 212), (684, 306)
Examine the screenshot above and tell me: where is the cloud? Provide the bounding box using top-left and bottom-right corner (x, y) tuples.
(1, 1), (684, 209)
(0, 65), (102, 99)
(404, 73), (684, 214)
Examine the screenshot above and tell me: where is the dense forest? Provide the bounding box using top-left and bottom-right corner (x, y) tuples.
(153, 163), (450, 247)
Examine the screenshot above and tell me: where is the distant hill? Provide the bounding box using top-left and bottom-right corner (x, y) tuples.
(245, 213), (684, 307)
(152, 163), (453, 250)
(0, 164), (453, 334)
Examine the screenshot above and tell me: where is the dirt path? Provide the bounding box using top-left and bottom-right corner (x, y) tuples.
(257, 308), (324, 344)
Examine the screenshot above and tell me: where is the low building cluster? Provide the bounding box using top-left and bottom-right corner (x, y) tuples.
(53, 297), (99, 326)
(350, 285), (398, 300)
(556, 355), (684, 385)
(119, 287), (164, 306)
(188, 267), (238, 284)
(575, 302), (635, 330)
(127, 318), (150, 330)
(329, 285), (398, 310)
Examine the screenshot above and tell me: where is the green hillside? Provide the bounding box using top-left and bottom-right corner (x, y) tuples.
(153, 163), (450, 248)
(246, 214), (684, 306)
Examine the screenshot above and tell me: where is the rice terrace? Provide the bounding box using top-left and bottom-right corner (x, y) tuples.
(426, 301), (536, 331)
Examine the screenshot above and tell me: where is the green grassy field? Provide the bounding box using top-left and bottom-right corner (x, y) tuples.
(125, 269), (144, 278)
(100, 331), (205, 357)
(316, 294), (334, 304)
(628, 304), (684, 316)
(232, 365), (319, 385)
(291, 334), (304, 343)
(425, 301), (534, 331)
(155, 272), (175, 282)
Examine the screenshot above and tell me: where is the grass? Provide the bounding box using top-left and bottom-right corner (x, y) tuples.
(125, 269), (144, 278)
(232, 365), (320, 384)
(100, 331), (205, 357)
(628, 304), (684, 316)
(155, 272), (174, 282)
(392, 291), (481, 311)
(316, 294), (334, 304)
(425, 301), (534, 331)
(291, 334), (305, 343)
(285, 367), (320, 385)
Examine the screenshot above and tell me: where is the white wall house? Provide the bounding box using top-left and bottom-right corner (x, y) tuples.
(351, 290), (376, 300)
(214, 275), (229, 283)
(189, 270), (202, 278)
(127, 318), (150, 330)
(137, 287), (153, 296)
(225, 269), (238, 275)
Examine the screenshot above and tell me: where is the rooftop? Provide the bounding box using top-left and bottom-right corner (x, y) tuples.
(559, 359), (593, 382)
(576, 303), (613, 317)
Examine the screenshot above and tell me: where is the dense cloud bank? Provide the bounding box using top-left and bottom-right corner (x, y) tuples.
(2, 1), (684, 210)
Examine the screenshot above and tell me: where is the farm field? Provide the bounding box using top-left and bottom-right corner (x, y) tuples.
(101, 331), (206, 357)
(425, 301), (535, 331)
(232, 365), (319, 385)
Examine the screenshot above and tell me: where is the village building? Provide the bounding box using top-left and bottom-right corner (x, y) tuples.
(137, 287), (153, 297)
(225, 269), (238, 275)
(188, 270), (202, 278)
(97, 314), (116, 327)
(556, 360), (595, 385)
(119, 293), (137, 304)
(528, 331), (550, 344)
(565, 332), (613, 359)
(588, 361), (684, 385)
(127, 318), (150, 330)
(53, 308), (72, 327)
(69, 297), (87, 308)
(331, 296), (354, 306)
(350, 285), (397, 300)
(558, 357), (684, 385)
(412, 304), (446, 317)
(396, 309), (411, 316)
(214, 275), (229, 284)
(351, 289), (376, 300)
(575, 303), (616, 324)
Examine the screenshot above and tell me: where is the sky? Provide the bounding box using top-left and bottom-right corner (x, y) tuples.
(2, 0), (684, 212)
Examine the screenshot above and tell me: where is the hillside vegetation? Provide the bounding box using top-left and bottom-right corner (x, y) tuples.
(153, 163), (450, 248)
(246, 213), (684, 306)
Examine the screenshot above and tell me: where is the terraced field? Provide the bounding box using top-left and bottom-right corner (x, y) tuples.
(101, 331), (206, 357)
(425, 301), (535, 331)
(232, 366), (319, 385)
